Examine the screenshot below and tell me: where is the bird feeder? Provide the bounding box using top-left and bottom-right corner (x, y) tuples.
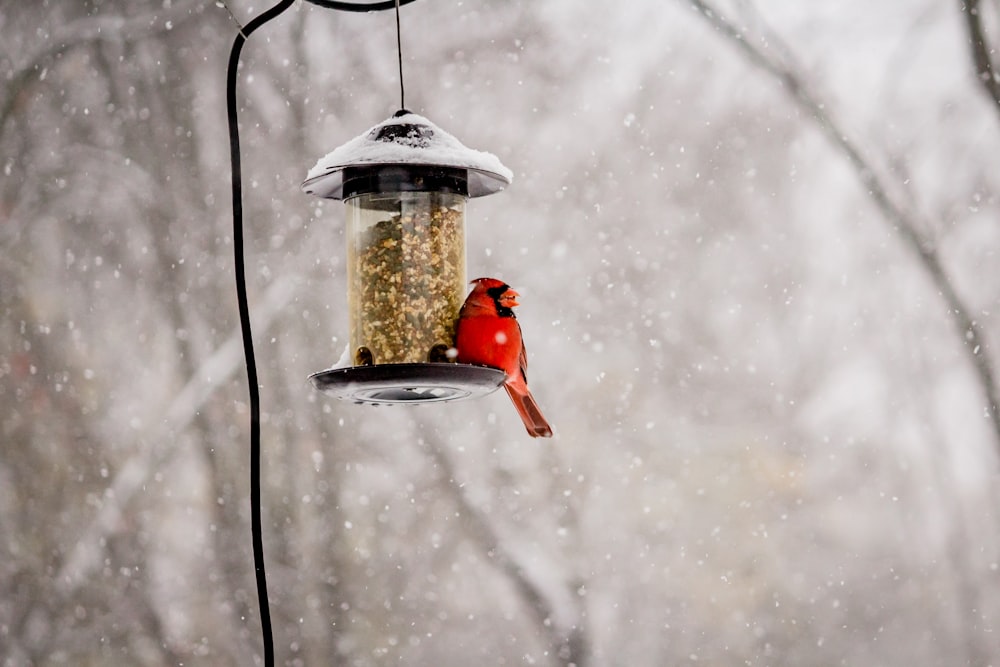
(303, 110), (512, 404)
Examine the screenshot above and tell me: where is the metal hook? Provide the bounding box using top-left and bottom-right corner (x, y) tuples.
(216, 0), (248, 39)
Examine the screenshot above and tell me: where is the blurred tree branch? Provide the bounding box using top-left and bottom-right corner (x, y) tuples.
(56, 275), (298, 594)
(422, 434), (590, 667)
(0, 0), (201, 142)
(960, 0), (1000, 122)
(685, 0), (1000, 459)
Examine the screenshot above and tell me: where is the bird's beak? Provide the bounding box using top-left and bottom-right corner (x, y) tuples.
(500, 289), (520, 308)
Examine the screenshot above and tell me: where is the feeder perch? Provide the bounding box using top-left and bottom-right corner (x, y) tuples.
(303, 110), (512, 404)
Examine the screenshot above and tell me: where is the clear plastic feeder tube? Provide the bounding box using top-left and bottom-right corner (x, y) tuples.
(345, 190), (467, 365)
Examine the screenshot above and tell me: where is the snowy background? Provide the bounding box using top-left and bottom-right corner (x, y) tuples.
(2, 0), (1000, 665)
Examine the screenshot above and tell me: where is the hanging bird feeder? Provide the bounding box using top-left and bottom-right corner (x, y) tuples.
(303, 110), (512, 404)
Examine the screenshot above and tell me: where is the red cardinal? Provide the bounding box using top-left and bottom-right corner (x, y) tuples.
(455, 277), (553, 438)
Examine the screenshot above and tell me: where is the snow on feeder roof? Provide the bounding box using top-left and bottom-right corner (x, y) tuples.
(302, 110), (512, 200)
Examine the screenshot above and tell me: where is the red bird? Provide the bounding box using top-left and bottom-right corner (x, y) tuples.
(455, 277), (553, 438)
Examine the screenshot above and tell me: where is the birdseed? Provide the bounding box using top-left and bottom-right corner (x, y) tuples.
(349, 203), (465, 364)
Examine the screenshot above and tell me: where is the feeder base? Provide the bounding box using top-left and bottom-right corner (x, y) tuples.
(309, 363), (506, 404)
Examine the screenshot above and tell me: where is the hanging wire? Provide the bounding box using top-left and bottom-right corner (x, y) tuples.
(395, 0), (405, 110)
(306, 0), (416, 109)
(216, 0), (248, 38)
(225, 1), (419, 665)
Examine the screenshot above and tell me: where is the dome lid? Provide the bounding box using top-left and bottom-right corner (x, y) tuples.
(302, 110), (512, 200)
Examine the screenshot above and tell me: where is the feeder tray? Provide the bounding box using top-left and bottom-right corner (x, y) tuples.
(309, 363), (506, 404)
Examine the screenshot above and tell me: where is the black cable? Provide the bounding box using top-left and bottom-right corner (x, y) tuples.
(304, 0), (418, 11)
(226, 1), (295, 665)
(304, 0), (416, 108)
(395, 0), (405, 109)
(225, 1), (420, 665)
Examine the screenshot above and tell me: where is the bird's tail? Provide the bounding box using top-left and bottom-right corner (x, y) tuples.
(505, 383), (553, 438)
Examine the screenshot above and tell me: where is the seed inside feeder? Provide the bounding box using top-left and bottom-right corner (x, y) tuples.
(346, 191), (466, 364)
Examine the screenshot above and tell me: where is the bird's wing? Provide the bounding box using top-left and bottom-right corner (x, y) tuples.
(517, 323), (529, 384)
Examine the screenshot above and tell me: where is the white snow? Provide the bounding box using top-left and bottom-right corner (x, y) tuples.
(302, 112), (512, 199)
(330, 342), (353, 370)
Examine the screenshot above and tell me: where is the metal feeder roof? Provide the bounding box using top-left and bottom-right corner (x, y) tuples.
(302, 110), (513, 200)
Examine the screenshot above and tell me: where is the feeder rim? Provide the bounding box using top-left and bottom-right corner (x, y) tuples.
(309, 362), (507, 404)
(302, 163), (510, 199)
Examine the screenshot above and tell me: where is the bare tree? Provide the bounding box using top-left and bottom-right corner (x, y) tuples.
(960, 0), (1000, 120)
(4, 1), (999, 664)
(420, 426), (590, 667)
(684, 0), (1000, 458)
